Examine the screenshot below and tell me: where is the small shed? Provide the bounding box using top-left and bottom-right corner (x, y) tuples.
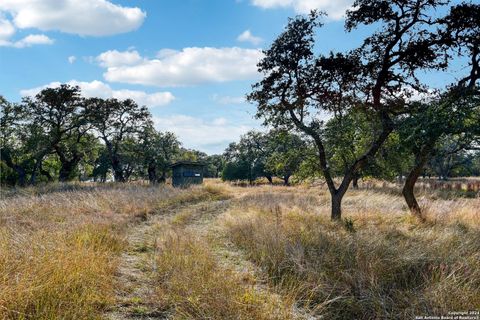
(171, 161), (205, 188)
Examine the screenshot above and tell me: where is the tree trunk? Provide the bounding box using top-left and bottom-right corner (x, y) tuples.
(352, 174), (359, 189)
(266, 175), (273, 184)
(59, 159), (79, 182)
(331, 192), (344, 221)
(283, 175), (290, 186)
(402, 174), (422, 217)
(148, 164), (157, 184)
(16, 167), (27, 187)
(0, 149), (28, 187)
(111, 157), (125, 182)
(402, 144), (434, 218)
(287, 108), (394, 222)
(113, 170), (125, 182)
(29, 156), (43, 185)
(157, 170), (166, 184)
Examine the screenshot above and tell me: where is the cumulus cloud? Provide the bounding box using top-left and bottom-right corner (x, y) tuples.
(153, 115), (253, 153)
(96, 49), (143, 67)
(0, 13), (54, 48)
(1, 33), (54, 48)
(21, 80), (174, 108)
(212, 94), (246, 105)
(237, 30), (263, 45)
(0, 15), (15, 43)
(97, 47), (264, 87)
(0, 0), (145, 44)
(251, 0), (352, 20)
(68, 56), (77, 64)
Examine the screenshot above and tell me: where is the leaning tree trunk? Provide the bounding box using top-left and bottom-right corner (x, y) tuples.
(352, 175), (359, 189)
(147, 163), (157, 184)
(402, 144), (434, 218)
(266, 175), (273, 184)
(0, 150), (28, 187)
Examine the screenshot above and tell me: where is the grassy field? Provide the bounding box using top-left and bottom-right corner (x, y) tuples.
(0, 180), (478, 319)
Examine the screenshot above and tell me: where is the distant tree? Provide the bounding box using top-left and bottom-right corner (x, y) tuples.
(86, 98), (151, 182)
(139, 126), (181, 184)
(265, 130), (307, 185)
(222, 160), (251, 182)
(92, 146), (111, 183)
(1, 96), (32, 186)
(397, 2), (480, 216)
(323, 109), (412, 188)
(223, 131), (272, 184)
(249, 0), (451, 220)
(0, 95), (58, 185)
(203, 155), (224, 178)
(21, 85), (94, 183)
(427, 136), (478, 180)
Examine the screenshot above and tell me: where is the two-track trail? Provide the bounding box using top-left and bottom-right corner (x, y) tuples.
(105, 184), (283, 320)
(106, 194), (232, 320)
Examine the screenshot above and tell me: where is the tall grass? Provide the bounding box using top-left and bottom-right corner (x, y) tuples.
(220, 187), (480, 319)
(0, 226), (121, 319)
(0, 183), (224, 320)
(154, 226), (292, 319)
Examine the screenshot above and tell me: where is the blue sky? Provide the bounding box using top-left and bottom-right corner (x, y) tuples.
(0, 0), (466, 154)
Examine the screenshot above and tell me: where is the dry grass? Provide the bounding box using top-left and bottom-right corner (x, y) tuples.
(220, 185), (480, 319)
(1, 180), (478, 319)
(153, 225), (293, 320)
(0, 183), (225, 320)
(0, 226), (121, 319)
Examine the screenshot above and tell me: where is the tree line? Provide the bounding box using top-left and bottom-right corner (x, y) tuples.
(0, 86), (223, 186)
(1, 0), (479, 222)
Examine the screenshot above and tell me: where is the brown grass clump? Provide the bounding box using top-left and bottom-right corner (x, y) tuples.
(0, 225), (121, 319)
(154, 224), (293, 320)
(220, 186), (480, 319)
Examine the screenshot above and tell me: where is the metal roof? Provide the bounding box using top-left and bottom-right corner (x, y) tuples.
(170, 161), (206, 168)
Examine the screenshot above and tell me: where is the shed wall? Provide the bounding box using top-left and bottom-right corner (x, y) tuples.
(172, 164), (204, 187)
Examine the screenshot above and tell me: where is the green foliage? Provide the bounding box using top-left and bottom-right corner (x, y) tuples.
(265, 130), (307, 185)
(222, 130), (307, 184)
(222, 160), (251, 182)
(139, 126), (181, 183)
(223, 131), (272, 183)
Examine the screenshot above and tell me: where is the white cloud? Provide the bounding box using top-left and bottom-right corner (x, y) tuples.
(212, 94), (246, 105)
(0, 33), (54, 48)
(0, 13), (54, 48)
(153, 115), (253, 153)
(14, 34), (54, 47)
(96, 49), (143, 68)
(98, 47), (264, 87)
(0, 15), (15, 42)
(251, 0), (352, 20)
(21, 80), (174, 108)
(68, 56), (77, 64)
(0, 0), (145, 37)
(237, 30), (263, 45)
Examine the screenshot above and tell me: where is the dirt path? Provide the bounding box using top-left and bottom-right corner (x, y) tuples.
(106, 188), (300, 320)
(105, 198), (233, 320)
